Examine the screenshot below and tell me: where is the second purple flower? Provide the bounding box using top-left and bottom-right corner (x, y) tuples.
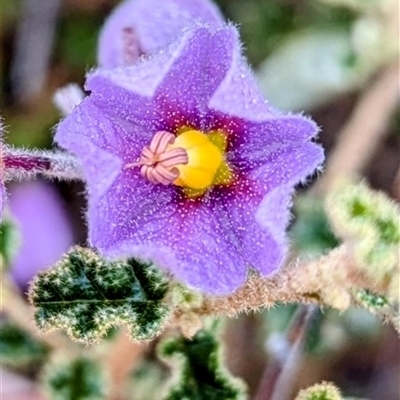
(55, 24), (324, 295)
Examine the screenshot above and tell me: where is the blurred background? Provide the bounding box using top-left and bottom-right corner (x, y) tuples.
(1, 0), (399, 399)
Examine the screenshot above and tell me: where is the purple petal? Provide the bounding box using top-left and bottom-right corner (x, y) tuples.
(214, 184), (292, 277)
(95, 183), (248, 294)
(55, 100), (124, 200)
(88, 169), (175, 251)
(233, 114), (320, 153)
(208, 31), (277, 121)
(245, 142), (324, 189)
(90, 27), (238, 129)
(98, 0), (224, 67)
(8, 181), (73, 287)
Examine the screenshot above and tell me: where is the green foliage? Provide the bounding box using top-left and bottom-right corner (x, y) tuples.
(295, 381), (343, 400)
(0, 217), (20, 269)
(43, 356), (108, 400)
(159, 323), (246, 400)
(29, 247), (171, 344)
(356, 289), (389, 309)
(327, 182), (400, 301)
(354, 289), (399, 332)
(0, 320), (49, 367)
(291, 197), (339, 257)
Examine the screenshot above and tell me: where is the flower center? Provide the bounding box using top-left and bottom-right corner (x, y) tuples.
(131, 129), (232, 193)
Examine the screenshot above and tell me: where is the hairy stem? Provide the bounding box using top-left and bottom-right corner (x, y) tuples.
(2, 146), (83, 182)
(191, 246), (384, 318)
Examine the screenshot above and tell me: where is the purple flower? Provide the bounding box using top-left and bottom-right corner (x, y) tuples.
(55, 25), (324, 294)
(8, 181), (73, 287)
(98, 0), (224, 67)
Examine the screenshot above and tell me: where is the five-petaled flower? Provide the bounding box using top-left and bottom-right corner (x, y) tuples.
(55, 20), (324, 294)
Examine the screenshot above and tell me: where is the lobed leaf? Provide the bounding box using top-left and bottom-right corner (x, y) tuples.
(326, 182), (400, 303)
(159, 323), (246, 400)
(29, 247), (171, 344)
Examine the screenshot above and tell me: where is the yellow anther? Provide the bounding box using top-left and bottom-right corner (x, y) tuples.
(168, 130), (223, 190)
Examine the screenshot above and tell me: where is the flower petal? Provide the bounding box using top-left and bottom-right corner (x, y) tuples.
(9, 181), (73, 287)
(55, 100), (126, 199)
(231, 141), (324, 193)
(208, 30), (277, 121)
(98, 0), (224, 67)
(233, 114), (319, 153)
(90, 26), (239, 130)
(97, 186), (248, 294)
(213, 184), (291, 277)
(88, 170), (175, 251)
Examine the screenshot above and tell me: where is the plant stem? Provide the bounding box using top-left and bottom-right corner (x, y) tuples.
(2, 146), (83, 182)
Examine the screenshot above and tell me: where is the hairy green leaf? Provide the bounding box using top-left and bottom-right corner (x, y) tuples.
(159, 323), (246, 400)
(327, 182), (400, 302)
(29, 247), (171, 344)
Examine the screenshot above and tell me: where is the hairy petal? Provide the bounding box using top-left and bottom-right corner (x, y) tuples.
(233, 115), (319, 154)
(98, 0), (224, 67)
(90, 27), (238, 130)
(237, 142), (324, 191)
(215, 184), (291, 277)
(88, 169), (175, 251)
(100, 193), (248, 294)
(55, 100), (124, 199)
(208, 29), (276, 121)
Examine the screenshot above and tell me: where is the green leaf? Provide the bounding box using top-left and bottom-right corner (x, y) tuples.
(326, 182), (400, 302)
(29, 247), (171, 345)
(43, 356), (108, 400)
(159, 323), (246, 400)
(0, 320), (49, 367)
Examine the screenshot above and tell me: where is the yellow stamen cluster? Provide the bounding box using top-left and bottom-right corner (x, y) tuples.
(168, 129), (232, 197)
